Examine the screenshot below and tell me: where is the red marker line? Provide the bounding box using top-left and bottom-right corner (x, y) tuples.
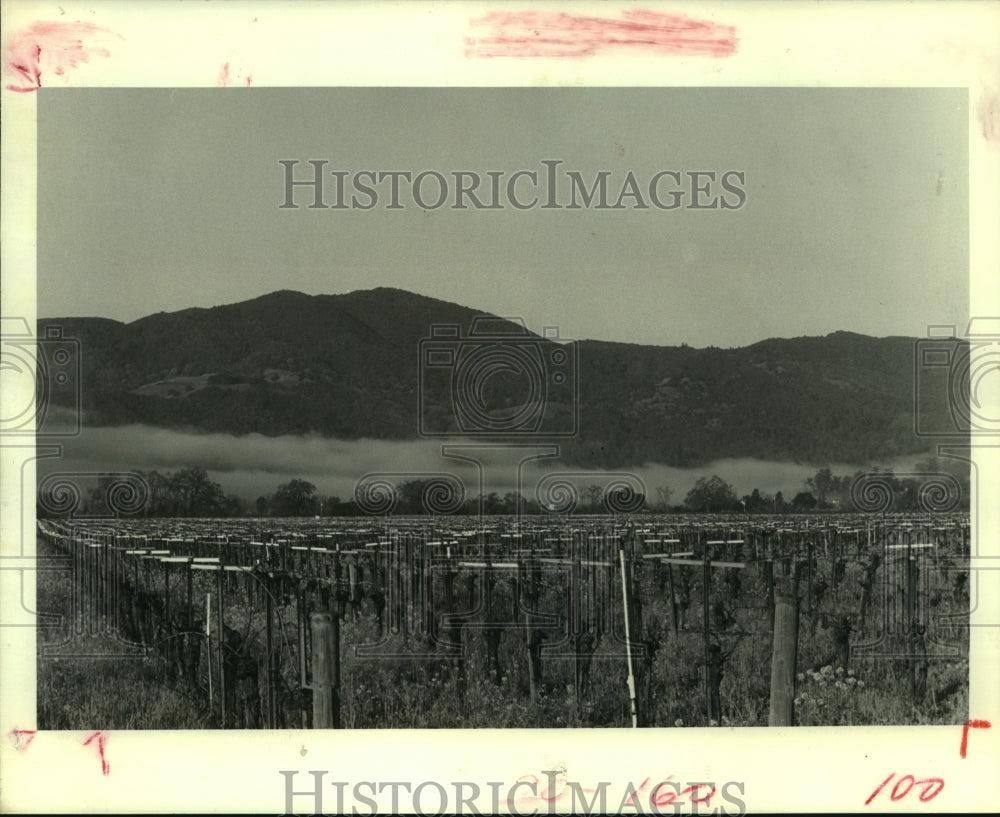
(9, 729), (36, 753)
(864, 772), (895, 806)
(978, 93), (999, 145)
(3, 21), (120, 93)
(82, 731), (110, 776)
(466, 9), (738, 59)
(959, 718), (991, 758)
(217, 60), (252, 87)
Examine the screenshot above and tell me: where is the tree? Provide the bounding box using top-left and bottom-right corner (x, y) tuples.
(791, 491), (818, 512)
(272, 479), (318, 517)
(582, 485), (604, 511)
(741, 488), (772, 514)
(501, 492), (521, 515)
(222, 494), (246, 517)
(169, 467), (226, 516)
(807, 468), (835, 507)
(482, 492), (503, 515)
(654, 485), (674, 512)
(398, 480), (426, 514)
(144, 470), (174, 516)
(317, 495), (342, 516)
(86, 482), (110, 516)
(684, 475), (738, 512)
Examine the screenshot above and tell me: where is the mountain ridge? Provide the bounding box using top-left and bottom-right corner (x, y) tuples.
(38, 287), (956, 468)
(46, 287), (910, 347)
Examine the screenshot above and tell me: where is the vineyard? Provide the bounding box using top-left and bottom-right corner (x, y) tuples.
(36, 512), (970, 729)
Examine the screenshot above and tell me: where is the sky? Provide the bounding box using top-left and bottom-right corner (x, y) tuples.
(37, 87), (968, 349)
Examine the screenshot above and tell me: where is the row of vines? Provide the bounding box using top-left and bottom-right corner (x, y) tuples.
(36, 512), (970, 728)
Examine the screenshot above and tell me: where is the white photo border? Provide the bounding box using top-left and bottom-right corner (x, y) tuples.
(2, 1), (998, 813)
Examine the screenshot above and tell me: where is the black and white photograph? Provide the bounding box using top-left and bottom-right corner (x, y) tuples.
(2, 1), (998, 814)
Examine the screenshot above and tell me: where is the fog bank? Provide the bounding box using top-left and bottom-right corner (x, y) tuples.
(36, 423), (935, 505)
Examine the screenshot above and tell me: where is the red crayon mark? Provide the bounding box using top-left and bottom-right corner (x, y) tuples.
(508, 772), (604, 807)
(864, 772), (894, 806)
(683, 783), (717, 805)
(978, 93), (999, 145)
(82, 730), (110, 776)
(865, 772), (944, 805)
(649, 778), (720, 810)
(926, 41), (1000, 147)
(465, 9), (738, 59)
(9, 729), (36, 753)
(959, 718), (991, 758)
(623, 777), (652, 806)
(509, 773), (564, 806)
(218, 61), (252, 87)
(3, 21), (120, 93)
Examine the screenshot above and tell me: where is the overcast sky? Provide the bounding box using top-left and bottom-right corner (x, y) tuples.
(38, 87), (967, 348)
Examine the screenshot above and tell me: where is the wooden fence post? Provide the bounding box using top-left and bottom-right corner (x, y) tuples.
(311, 611), (341, 729)
(297, 587), (309, 728)
(666, 562), (678, 635)
(206, 592), (213, 708)
(768, 568), (801, 726)
(905, 550), (928, 704)
(348, 562), (360, 621)
(571, 556), (582, 696)
(618, 536), (640, 728)
(766, 559), (775, 632)
(265, 575), (276, 728)
(163, 561), (171, 632)
(701, 547), (714, 724)
(529, 558), (545, 701)
(216, 568), (227, 728)
(186, 562), (194, 631)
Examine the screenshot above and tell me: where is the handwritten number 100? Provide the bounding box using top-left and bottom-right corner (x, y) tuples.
(865, 773), (944, 805)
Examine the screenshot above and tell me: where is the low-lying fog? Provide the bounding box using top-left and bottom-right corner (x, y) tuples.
(34, 421), (938, 505)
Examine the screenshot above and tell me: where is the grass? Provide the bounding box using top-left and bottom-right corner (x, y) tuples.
(36, 535), (214, 730)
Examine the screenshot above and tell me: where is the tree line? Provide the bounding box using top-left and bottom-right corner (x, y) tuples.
(679, 458), (970, 514)
(36, 467), (247, 519)
(37, 458), (969, 519)
(255, 480), (645, 517)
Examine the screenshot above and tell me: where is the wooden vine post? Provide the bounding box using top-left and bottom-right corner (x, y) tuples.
(617, 535), (639, 728)
(701, 546), (712, 720)
(521, 554), (543, 700)
(264, 572), (276, 728)
(311, 610), (341, 729)
(217, 566), (227, 727)
(206, 591), (213, 707)
(768, 560), (803, 726)
(297, 585), (309, 728)
(888, 537), (933, 705)
(441, 554), (466, 700)
(571, 555), (583, 697)
(190, 561), (228, 726)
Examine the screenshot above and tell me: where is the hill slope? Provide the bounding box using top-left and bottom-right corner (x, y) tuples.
(39, 288), (953, 468)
